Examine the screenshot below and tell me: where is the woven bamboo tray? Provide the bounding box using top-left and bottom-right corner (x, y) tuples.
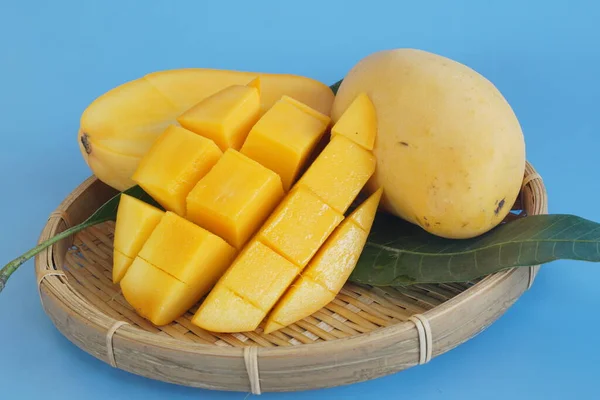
(34, 161), (546, 394)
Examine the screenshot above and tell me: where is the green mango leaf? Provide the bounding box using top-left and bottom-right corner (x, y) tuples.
(349, 213), (600, 287)
(0, 185), (159, 293)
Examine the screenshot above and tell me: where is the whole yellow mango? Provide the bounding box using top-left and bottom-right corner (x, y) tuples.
(78, 69), (335, 191)
(332, 49), (526, 239)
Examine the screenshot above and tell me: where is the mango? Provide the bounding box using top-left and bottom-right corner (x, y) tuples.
(177, 78), (261, 151)
(264, 189), (381, 333)
(115, 75), (380, 333)
(120, 257), (205, 326)
(131, 125), (222, 216)
(332, 49), (526, 238)
(295, 134), (376, 214)
(186, 149), (284, 249)
(257, 187), (344, 267)
(112, 194), (164, 284)
(330, 92), (377, 150)
(191, 240), (299, 332)
(240, 96), (330, 190)
(79, 69), (335, 191)
(120, 211), (237, 325)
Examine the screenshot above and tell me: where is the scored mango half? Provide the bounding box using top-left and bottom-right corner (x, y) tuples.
(114, 85), (380, 331)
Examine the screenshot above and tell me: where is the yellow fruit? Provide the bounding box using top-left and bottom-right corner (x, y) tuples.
(240, 96), (330, 190)
(192, 240), (299, 332)
(131, 125), (223, 216)
(295, 134), (376, 214)
(177, 78), (262, 151)
(264, 276), (335, 334)
(79, 69), (335, 191)
(116, 80), (380, 332)
(264, 189), (381, 333)
(112, 194), (164, 283)
(257, 187), (344, 267)
(330, 92), (377, 150)
(186, 149), (284, 249)
(332, 49), (526, 239)
(120, 211), (237, 325)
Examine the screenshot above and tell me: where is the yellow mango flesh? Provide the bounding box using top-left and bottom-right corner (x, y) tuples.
(295, 134), (376, 214)
(190, 285), (265, 333)
(263, 189), (381, 332)
(112, 194), (164, 283)
(264, 276), (335, 334)
(112, 250), (134, 284)
(349, 187), (383, 231)
(258, 187), (344, 267)
(332, 49), (526, 238)
(120, 257), (206, 326)
(240, 97), (330, 190)
(177, 82), (261, 151)
(303, 188), (382, 292)
(192, 240), (299, 332)
(330, 92), (377, 150)
(80, 69), (334, 191)
(138, 211), (236, 286)
(131, 125), (222, 216)
(186, 149), (284, 249)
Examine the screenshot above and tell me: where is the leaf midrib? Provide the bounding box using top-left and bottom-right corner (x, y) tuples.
(366, 237), (600, 257)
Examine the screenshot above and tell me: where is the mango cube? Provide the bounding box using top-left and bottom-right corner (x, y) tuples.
(191, 285), (265, 333)
(240, 96), (330, 190)
(258, 186), (343, 267)
(192, 240), (300, 332)
(112, 194), (164, 283)
(331, 92), (377, 150)
(263, 189), (382, 332)
(220, 240), (299, 310)
(131, 125), (223, 216)
(120, 257), (205, 326)
(138, 211), (237, 286)
(295, 134), (376, 214)
(264, 276), (335, 333)
(186, 149), (284, 249)
(177, 80), (261, 151)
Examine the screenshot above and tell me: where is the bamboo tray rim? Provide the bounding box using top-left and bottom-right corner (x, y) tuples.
(33, 160), (547, 392)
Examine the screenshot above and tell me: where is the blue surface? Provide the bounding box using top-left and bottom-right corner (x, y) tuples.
(1, 1), (599, 399)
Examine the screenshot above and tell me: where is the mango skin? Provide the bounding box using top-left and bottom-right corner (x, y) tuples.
(332, 49), (526, 239)
(79, 69), (335, 191)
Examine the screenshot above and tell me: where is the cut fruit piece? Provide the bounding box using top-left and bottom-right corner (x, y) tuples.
(349, 187), (383, 232)
(112, 193), (164, 283)
(263, 189), (382, 332)
(219, 240), (299, 310)
(330, 92), (377, 150)
(112, 250), (134, 284)
(186, 149), (284, 249)
(257, 186), (344, 267)
(264, 276), (335, 334)
(177, 80), (261, 151)
(191, 285), (265, 333)
(131, 125), (223, 215)
(79, 69), (335, 192)
(120, 257), (204, 326)
(138, 211), (237, 286)
(295, 134), (376, 214)
(240, 97), (330, 190)
(304, 189), (382, 292)
(302, 221), (367, 293)
(281, 95), (331, 127)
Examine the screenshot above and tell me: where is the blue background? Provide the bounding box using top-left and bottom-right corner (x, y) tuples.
(1, 1), (599, 399)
